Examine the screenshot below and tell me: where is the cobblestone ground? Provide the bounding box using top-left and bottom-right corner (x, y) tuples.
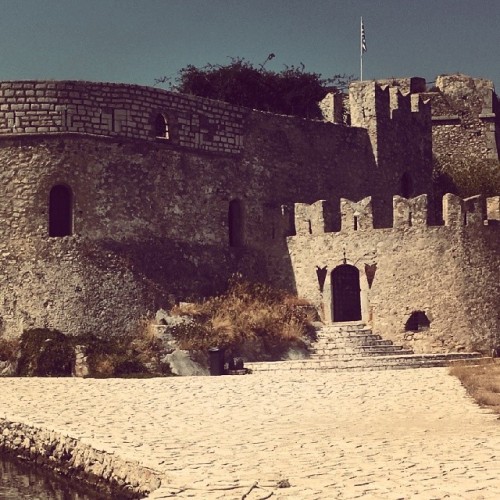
(0, 368), (499, 499)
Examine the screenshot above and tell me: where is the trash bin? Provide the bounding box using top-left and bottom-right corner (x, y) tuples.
(208, 347), (225, 376)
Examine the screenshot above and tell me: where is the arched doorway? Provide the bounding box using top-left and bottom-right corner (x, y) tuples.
(331, 264), (361, 322)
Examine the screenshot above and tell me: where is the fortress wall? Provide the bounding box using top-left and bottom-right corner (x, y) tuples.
(0, 238), (159, 338)
(0, 80), (246, 154)
(0, 120), (379, 337)
(287, 195), (500, 353)
(427, 75), (499, 162)
(349, 81), (433, 225)
(0, 80), (434, 338)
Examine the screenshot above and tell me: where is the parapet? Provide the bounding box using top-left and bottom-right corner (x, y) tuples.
(292, 194), (499, 236)
(442, 193), (498, 226)
(0, 80), (246, 154)
(340, 197), (373, 232)
(393, 195), (428, 228)
(294, 200), (327, 235)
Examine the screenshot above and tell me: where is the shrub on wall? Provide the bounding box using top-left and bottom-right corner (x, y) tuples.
(13, 321), (172, 378)
(17, 329), (75, 377)
(156, 57), (352, 119)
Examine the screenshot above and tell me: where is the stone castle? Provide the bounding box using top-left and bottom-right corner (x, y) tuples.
(0, 73), (498, 354)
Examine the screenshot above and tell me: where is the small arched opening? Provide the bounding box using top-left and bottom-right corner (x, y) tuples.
(154, 113), (170, 139)
(331, 264), (361, 322)
(49, 184), (73, 237)
(401, 172), (414, 198)
(228, 199), (244, 247)
(405, 311), (431, 332)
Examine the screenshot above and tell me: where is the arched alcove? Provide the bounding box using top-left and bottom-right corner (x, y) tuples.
(49, 184), (73, 237)
(405, 311), (431, 332)
(228, 199), (244, 247)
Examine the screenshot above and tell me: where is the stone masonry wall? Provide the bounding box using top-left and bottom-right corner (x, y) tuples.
(0, 418), (162, 497)
(349, 81), (433, 225)
(0, 79), (434, 340)
(287, 194), (500, 353)
(0, 80), (245, 154)
(427, 74), (499, 162)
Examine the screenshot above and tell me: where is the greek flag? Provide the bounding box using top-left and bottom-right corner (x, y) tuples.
(361, 19), (367, 52)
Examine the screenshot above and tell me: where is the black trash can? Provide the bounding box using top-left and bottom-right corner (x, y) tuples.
(208, 347), (225, 376)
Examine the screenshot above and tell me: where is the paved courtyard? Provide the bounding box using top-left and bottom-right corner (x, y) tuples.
(0, 368), (499, 499)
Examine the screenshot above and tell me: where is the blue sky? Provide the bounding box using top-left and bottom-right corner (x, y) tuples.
(0, 0), (498, 90)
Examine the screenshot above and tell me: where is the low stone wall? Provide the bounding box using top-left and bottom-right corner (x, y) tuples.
(0, 418), (163, 498)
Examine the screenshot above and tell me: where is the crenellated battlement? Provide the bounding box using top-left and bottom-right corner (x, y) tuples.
(349, 81), (431, 129)
(291, 194), (499, 236)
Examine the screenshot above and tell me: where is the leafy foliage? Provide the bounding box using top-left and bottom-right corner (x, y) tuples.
(14, 321), (172, 378)
(17, 329), (74, 377)
(156, 58), (352, 119)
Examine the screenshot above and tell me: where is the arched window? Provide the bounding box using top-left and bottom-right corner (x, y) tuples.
(401, 172), (413, 198)
(228, 199), (244, 247)
(154, 113), (169, 139)
(49, 184), (73, 237)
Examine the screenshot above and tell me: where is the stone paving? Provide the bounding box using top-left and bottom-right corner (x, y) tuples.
(0, 368), (499, 499)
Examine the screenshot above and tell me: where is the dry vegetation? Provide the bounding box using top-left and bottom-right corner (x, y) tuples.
(169, 278), (316, 360)
(449, 360), (500, 414)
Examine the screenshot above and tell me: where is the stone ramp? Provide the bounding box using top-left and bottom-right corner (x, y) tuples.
(246, 323), (486, 372)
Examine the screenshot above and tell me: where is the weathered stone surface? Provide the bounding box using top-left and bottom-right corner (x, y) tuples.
(0, 418), (163, 497)
(163, 349), (208, 376)
(0, 77), (496, 359)
(287, 194), (499, 353)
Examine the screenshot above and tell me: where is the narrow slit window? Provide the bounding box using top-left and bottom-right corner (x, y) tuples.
(228, 199), (244, 247)
(49, 184), (73, 237)
(354, 216), (358, 231)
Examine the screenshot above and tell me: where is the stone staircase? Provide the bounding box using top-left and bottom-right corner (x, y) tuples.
(309, 323), (414, 359)
(245, 323), (487, 372)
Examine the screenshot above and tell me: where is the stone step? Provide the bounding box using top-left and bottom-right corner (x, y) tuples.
(315, 332), (382, 340)
(310, 346), (414, 357)
(311, 342), (408, 352)
(246, 353), (487, 373)
(317, 326), (371, 334)
(312, 337), (390, 347)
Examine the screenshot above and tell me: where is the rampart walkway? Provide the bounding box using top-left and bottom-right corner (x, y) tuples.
(0, 368), (499, 499)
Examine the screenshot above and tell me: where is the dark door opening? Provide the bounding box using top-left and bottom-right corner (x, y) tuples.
(332, 264), (361, 322)
(49, 184), (73, 237)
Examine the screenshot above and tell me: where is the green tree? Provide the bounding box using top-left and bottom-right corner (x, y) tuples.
(156, 57), (352, 119)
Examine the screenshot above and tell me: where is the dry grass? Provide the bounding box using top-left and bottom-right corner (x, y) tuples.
(169, 278), (315, 359)
(449, 360), (500, 414)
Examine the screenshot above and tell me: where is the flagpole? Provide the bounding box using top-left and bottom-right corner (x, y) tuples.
(360, 17), (363, 81)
